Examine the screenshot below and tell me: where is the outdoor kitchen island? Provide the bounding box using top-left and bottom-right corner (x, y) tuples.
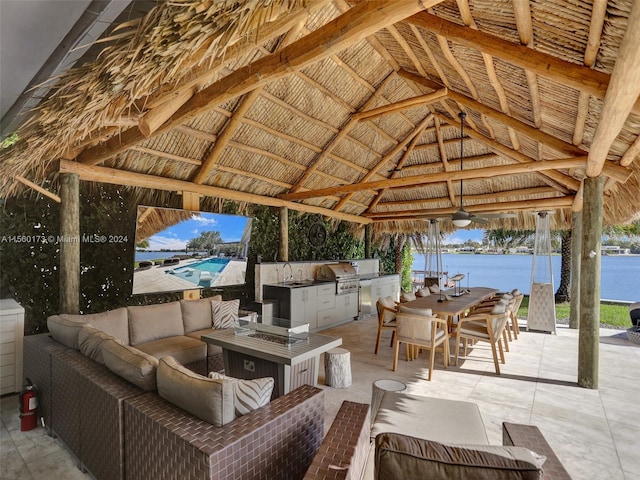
(201, 321), (341, 399)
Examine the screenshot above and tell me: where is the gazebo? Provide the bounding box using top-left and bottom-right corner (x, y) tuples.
(2, 0), (640, 389)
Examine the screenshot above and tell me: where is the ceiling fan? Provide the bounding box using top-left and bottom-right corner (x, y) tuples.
(446, 111), (515, 227)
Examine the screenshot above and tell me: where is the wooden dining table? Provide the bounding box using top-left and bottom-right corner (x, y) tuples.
(402, 287), (499, 330)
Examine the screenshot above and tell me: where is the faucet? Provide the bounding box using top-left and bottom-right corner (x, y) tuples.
(283, 262), (293, 283)
(297, 268), (303, 282)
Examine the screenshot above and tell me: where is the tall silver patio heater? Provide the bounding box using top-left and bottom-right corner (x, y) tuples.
(423, 220), (443, 289)
(528, 212), (556, 333)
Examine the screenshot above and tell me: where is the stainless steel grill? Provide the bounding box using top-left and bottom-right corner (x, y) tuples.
(316, 263), (359, 295)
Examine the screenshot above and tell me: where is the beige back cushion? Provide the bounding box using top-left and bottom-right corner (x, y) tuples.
(398, 305), (433, 317)
(78, 324), (122, 364)
(400, 292), (416, 302)
(157, 356), (235, 427)
(375, 433), (545, 480)
(48, 307), (129, 348)
(180, 295), (223, 333)
(415, 287), (430, 297)
(102, 339), (158, 391)
(127, 301), (184, 346)
(429, 284), (440, 294)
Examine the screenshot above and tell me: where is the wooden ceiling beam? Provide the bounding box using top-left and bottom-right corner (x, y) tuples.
(406, 12), (640, 115)
(58, 160), (371, 225)
(77, 0), (440, 166)
(354, 89), (447, 120)
(367, 196), (575, 221)
(279, 157), (588, 201)
(586, 0), (640, 177)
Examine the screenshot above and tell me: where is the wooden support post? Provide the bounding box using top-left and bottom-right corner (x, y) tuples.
(279, 206), (288, 262)
(365, 224), (372, 259)
(578, 176), (604, 389)
(183, 191), (201, 300)
(59, 173), (80, 314)
(569, 211), (582, 329)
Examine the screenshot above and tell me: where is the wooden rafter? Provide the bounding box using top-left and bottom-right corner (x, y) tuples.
(433, 116), (457, 206)
(573, 0), (608, 147)
(457, 0), (520, 149)
(76, 0), (441, 166)
(406, 12), (640, 115)
(288, 73), (396, 193)
(192, 25), (303, 184)
(59, 160), (371, 225)
(279, 157), (588, 201)
(332, 114), (434, 212)
(398, 70), (587, 158)
(366, 121), (429, 213)
(586, 0), (640, 177)
(512, 0), (542, 129)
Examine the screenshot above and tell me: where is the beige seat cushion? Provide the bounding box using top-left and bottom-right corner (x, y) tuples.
(157, 356), (235, 427)
(185, 329), (224, 356)
(375, 433), (545, 480)
(135, 335), (206, 365)
(180, 295), (222, 333)
(102, 339), (158, 391)
(371, 392), (489, 445)
(128, 302), (184, 346)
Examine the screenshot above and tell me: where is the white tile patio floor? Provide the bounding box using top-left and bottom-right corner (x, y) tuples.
(2, 316), (639, 479)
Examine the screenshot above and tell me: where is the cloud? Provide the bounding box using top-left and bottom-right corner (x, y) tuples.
(445, 235), (465, 245)
(191, 215), (218, 226)
(147, 234), (187, 251)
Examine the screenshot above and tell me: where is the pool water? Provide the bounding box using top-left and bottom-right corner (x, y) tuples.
(169, 258), (231, 286)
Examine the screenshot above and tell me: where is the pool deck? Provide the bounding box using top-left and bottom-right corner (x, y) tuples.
(132, 256), (247, 294)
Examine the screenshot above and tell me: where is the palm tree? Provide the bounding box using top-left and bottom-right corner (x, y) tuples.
(555, 230), (571, 303)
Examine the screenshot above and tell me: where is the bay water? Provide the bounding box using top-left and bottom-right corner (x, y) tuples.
(412, 253), (639, 302)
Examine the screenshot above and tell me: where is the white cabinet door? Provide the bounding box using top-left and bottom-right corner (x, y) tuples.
(290, 286), (318, 329)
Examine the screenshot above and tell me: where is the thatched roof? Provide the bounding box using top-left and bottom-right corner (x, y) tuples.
(2, 0), (640, 235)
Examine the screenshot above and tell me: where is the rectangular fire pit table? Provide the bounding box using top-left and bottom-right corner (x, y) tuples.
(202, 326), (342, 399)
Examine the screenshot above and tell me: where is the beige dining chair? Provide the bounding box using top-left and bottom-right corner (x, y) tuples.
(455, 308), (510, 375)
(375, 296), (398, 354)
(392, 308), (449, 381)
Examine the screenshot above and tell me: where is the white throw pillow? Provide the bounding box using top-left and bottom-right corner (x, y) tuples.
(491, 303), (506, 314)
(211, 299), (240, 329)
(208, 372), (274, 417)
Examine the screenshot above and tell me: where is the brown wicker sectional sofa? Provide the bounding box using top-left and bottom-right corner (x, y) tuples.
(23, 298), (326, 480)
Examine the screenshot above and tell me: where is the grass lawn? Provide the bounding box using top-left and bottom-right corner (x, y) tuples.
(517, 297), (632, 329)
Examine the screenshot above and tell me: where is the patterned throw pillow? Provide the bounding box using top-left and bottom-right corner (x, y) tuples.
(208, 372), (274, 417)
(211, 299), (240, 329)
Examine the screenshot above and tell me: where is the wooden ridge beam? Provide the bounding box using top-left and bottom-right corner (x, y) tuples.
(77, 0), (440, 166)
(58, 160), (371, 225)
(405, 12), (640, 115)
(279, 157), (588, 201)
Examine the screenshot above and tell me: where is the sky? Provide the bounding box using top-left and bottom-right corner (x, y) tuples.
(443, 228), (484, 245)
(143, 212), (251, 251)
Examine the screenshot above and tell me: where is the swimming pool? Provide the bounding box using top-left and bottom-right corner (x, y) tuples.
(169, 258), (231, 286)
